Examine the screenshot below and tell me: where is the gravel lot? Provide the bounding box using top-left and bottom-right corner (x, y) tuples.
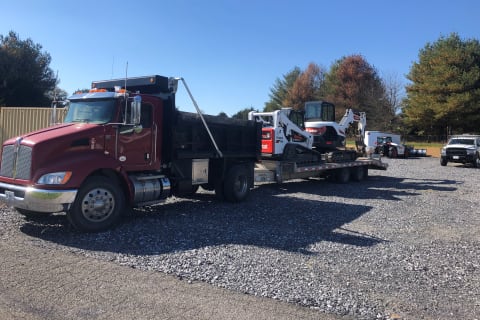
(1, 156), (479, 319)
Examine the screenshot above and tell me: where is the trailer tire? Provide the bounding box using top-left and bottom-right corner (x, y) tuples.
(335, 167), (350, 184)
(67, 176), (125, 232)
(351, 166), (366, 182)
(224, 165), (250, 202)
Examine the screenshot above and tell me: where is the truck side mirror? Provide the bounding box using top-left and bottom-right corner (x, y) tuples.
(131, 96), (141, 125)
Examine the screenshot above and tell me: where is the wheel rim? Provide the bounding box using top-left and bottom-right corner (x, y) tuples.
(234, 175), (248, 196)
(81, 188), (115, 222)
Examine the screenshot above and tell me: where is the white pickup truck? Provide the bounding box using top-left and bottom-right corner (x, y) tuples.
(440, 135), (480, 167)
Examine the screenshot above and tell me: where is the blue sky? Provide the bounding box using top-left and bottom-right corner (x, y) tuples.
(2, 0), (479, 116)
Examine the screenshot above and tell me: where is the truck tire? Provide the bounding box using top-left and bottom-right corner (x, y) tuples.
(388, 147), (398, 158)
(335, 167), (350, 183)
(223, 165), (250, 202)
(474, 154), (480, 168)
(67, 176), (125, 232)
(440, 157), (448, 166)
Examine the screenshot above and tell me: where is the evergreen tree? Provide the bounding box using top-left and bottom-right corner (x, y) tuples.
(404, 33), (480, 136)
(232, 107), (257, 120)
(264, 67), (301, 111)
(0, 31), (57, 106)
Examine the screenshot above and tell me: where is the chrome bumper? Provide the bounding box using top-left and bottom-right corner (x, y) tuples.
(0, 182), (77, 213)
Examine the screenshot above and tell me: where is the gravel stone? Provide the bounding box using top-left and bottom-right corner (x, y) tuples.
(1, 157), (479, 319)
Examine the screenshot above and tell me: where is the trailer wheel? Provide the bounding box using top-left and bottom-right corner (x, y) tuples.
(67, 176), (125, 232)
(351, 166), (366, 182)
(335, 167), (350, 183)
(224, 165), (250, 202)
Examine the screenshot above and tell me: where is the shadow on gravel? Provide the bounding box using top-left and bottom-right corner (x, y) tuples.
(256, 175), (458, 201)
(20, 197), (383, 255)
(19, 174), (457, 255)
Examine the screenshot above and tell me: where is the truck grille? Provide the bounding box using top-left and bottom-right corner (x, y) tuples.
(446, 148), (467, 157)
(0, 144), (32, 180)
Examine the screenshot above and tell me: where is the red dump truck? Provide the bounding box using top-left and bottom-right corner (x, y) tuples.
(0, 75), (386, 232)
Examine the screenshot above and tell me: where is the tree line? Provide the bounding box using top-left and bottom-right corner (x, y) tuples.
(1, 30), (479, 138)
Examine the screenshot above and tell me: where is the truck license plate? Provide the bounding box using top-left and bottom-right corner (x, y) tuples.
(5, 190), (14, 206)
(453, 156), (459, 160)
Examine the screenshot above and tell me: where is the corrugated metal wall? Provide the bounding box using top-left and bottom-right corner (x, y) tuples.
(0, 107), (66, 144)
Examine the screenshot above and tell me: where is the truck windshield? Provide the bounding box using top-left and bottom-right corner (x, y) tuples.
(64, 99), (116, 124)
(377, 137), (392, 144)
(449, 139), (474, 145)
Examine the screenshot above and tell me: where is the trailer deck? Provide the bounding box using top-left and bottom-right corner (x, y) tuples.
(254, 156), (387, 183)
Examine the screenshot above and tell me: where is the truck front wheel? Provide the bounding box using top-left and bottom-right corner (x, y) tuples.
(224, 165), (250, 202)
(474, 154), (480, 168)
(440, 157), (448, 166)
(388, 147), (398, 158)
(67, 176), (125, 232)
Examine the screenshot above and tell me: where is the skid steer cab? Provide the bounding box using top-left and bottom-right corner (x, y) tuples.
(248, 108), (313, 157)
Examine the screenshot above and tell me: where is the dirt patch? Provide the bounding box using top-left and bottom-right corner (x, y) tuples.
(425, 147), (441, 158)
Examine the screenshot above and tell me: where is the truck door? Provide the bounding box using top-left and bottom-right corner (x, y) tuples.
(117, 98), (155, 170)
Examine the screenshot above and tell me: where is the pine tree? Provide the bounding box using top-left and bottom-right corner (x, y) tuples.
(404, 33), (480, 136)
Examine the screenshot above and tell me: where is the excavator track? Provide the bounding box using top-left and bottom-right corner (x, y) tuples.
(324, 149), (358, 163)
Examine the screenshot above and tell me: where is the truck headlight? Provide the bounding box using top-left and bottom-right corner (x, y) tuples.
(466, 148), (475, 155)
(441, 148), (446, 156)
(37, 172), (72, 185)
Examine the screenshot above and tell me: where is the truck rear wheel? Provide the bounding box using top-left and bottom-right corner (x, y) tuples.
(67, 176), (125, 232)
(224, 165), (250, 202)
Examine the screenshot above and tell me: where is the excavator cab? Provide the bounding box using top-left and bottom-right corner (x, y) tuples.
(304, 101), (335, 122)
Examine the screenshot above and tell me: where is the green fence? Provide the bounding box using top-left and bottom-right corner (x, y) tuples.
(0, 107), (66, 145)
